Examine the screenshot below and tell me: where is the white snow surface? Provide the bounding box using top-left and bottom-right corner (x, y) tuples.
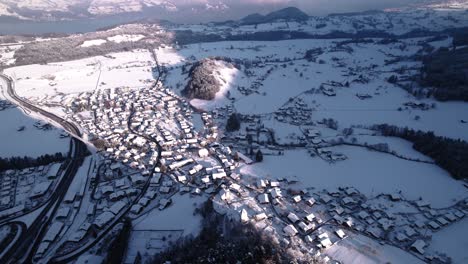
(325, 232), (424, 264)
(107, 34), (145, 43)
(428, 217), (468, 264)
(4, 49), (154, 98)
(80, 39), (107, 48)
(0, 108), (68, 157)
(241, 148), (467, 207)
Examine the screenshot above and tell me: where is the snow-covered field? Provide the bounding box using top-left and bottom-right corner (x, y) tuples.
(326, 232), (424, 264)
(161, 38), (468, 141)
(4, 49), (154, 98)
(428, 217), (468, 264)
(80, 39), (107, 47)
(241, 148), (466, 208)
(0, 44), (22, 66)
(126, 193), (207, 262)
(107, 34), (145, 43)
(0, 108), (68, 158)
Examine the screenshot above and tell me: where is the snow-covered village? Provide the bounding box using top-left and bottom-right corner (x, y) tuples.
(0, 1), (468, 264)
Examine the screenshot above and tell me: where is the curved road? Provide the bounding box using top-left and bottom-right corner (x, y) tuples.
(0, 73), (88, 263)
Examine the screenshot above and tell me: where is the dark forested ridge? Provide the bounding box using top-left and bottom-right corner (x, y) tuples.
(151, 200), (296, 264)
(420, 46), (468, 101)
(375, 124), (468, 180)
(0, 152), (66, 172)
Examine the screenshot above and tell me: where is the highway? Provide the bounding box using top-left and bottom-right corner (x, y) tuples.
(0, 48), (162, 263)
(0, 73), (89, 263)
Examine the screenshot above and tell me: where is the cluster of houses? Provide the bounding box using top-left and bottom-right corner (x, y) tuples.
(26, 74), (464, 262)
(0, 169), (17, 209)
(0, 163), (62, 219)
(41, 83), (242, 256)
(212, 168), (468, 264)
(274, 98), (313, 126)
(237, 66), (277, 96)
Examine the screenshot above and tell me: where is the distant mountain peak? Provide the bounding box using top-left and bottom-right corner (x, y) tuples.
(240, 6), (309, 25)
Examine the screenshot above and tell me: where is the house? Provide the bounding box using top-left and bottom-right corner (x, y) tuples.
(366, 226), (383, 239)
(342, 197), (356, 206)
(94, 211), (115, 229)
(403, 226), (417, 237)
(139, 198), (150, 206)
(237, 152), (253, 164)
(258, 194), (270, 204)
(335, 229), (346, 239)
(454, 210), (465, 219)
(271, 188), (282, 198)
(305, 213), (316, 222)
(410, 240), (426, 255)
(110, 201), (126, 215)
(29, 181), (52, 198)
(428, 221), (440, 230)
(292, 195), (302, 203)
(298, 221), (314, 232)
(159, 198), (172, 210)
(332, 206), (345, 215)
(320, 238), (333, 248)
(220, 189), (234, 203)
(287, 213), (300, 223)
(131, 204), (143, 214)
(283, 224), (298, 236)
(390, 193), (401, 201)
(395, 232), (409, 242)
(358, 211), (370, 220)
(257, 179), (267, 189)
(87, 204), (95, 216)
(255, 213), (267, 221)
(212, 171), (227, 180)
(56, 207), (70, 219)
(444, 212), (457, 222)
(415, 200), (430, 208)
(436, 217), (448, 226)
(177, 175), (187, 183)
(320, 194), (332, 204)
(241, 209), (249, 223)
(306, 197), (316, 206)
(160, 186), (171, 194)
(130, 175), (145, 185)
(145, 190), (157, 199)
(270, 181), (280, 187)
(198, 148), (210, 159)
(43, 222), (64, 242)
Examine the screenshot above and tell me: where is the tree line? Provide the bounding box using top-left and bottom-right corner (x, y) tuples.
(150, 199), (302, 264)
(0, 152), (66, 172)
(374, 124), (468, 180)
(105, 218), (132, 264)
(420, 46), (468, 102)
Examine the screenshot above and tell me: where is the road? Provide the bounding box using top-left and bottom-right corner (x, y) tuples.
(0, 73), (89, 263)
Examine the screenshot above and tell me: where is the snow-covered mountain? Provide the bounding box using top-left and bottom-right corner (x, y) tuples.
(0, 0), (466, 25)
(0, 0), (464, 22)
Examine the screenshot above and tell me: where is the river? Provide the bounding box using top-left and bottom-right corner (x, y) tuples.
(0, 13), (149, 35)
